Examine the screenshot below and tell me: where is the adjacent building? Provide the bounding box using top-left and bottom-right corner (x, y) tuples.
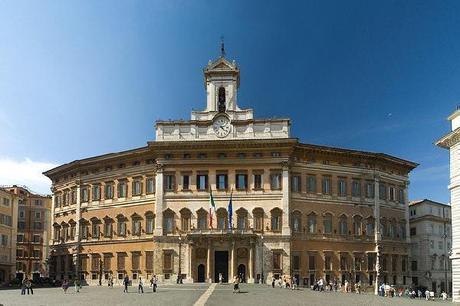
(44, 51), (417, 291)
(409, 199), (451, 294)
(5, 186), (52, 281)
(436, 108), (460, 302)
(0, 189), (18, 285)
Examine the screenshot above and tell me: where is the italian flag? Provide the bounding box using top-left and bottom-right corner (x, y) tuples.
(209, 188), (216, 228)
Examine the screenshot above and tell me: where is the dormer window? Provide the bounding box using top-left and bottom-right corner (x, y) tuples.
(218, 87), (226, 112)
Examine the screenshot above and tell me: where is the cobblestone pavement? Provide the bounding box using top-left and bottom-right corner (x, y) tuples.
(0, 284), (454, 306)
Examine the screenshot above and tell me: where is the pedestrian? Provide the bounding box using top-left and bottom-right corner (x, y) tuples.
(123, 275), (129, 293)
(441, 291), (448, 300)
(109, 276), (113, 288)
(417, 289), (422, 299)
(271, 277), (275, 288)
(219, 273), (223, 284)
(233, 276), (240, 293)
(20, 278), (26, 295)
(26, 278), (33, 295)
(291, 276), (297, 290)
(425, 289), (430, 301)
(151, 275), (158, 293)
(74, 278), (80, 293)
(62, 279), (69, 294)
(138, 277), (144, 293)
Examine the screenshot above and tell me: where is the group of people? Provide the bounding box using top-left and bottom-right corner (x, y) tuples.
(405, 288), (448, 301)
(271, 275), (299, 290)
(20, 278), (33, 295)
(122, 274), (158, 293)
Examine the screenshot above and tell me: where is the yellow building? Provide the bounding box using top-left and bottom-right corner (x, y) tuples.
(0, 188), (18, 284)
(44, 51), (417, 291)
(6, 185), (52, 281)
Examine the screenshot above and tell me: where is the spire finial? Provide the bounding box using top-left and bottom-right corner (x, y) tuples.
(220, 36), (225, 58)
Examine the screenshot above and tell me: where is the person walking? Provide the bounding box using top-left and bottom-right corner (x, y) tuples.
(74, 278), (80, 293)
(233, 276), (240, 293)
(151, 275), (158, 293)
(138, 277), (144, 294)
(62, 279), (69, 294)
(271, 277), (275, 288)
(219, 273), (223, 284)
(108, 276), (113, 288)
(123, 275), (129, 293)
(20, 278), (26, 295)
(26, 278), (33, 295)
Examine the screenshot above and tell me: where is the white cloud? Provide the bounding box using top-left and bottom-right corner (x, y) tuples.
(0, 157), (58, 195)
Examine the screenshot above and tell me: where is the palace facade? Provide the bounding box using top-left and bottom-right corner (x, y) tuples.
(44, 52), (417, 290)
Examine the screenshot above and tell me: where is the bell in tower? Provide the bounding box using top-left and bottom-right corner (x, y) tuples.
(218, 87), (226, 112)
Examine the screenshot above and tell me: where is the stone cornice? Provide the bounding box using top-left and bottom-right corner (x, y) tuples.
(436, 128), (460, 149)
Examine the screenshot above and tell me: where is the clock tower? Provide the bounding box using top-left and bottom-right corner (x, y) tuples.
(154, 49), (290, 141)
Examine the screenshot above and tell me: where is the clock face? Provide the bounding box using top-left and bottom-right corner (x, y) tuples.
(213, 115), (231, 138)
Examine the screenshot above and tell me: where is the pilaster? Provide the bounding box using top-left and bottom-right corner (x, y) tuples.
(154, 164), (164, 236)
(281, 162), (290, 235)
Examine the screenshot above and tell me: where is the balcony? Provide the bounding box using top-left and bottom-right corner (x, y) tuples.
(186, 228), (257, 239)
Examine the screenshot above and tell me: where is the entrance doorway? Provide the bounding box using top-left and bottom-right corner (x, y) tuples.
(214, 251), (228, 283)
(197, 264), (205, 282)
(237, 264), (246, 283)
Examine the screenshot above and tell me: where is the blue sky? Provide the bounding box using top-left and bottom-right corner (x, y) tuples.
(0, 0), (458, 202)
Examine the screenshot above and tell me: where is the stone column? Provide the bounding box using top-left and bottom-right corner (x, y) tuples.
(230, 242), (235, 281)
(207, 241), (212, 282)
(373, 173), (380, 295)
(281, 162), (290, 236)
(154, 165), (164, 236)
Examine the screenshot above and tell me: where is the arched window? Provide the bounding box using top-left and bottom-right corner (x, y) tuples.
(253, 208), (264, 232)
(103, 216), (113, 238)
(353, 215), (363, 236)
(145, 211), (155, 234)
(270, 208), (282, 232)
(180, 208), (192, 232)
(291, 211), (301, 233)
(90, 217), (101, 239)
(323, 213), (332, 234)
(400, 221), (406, 239)
(339, 215), (348, 235)
(366, 217), (375, 236)
(236, 208), (248, 230)
(116, 214), (127, 237)
(307, 212), (317, 234)
(79, 218), (89, 239)
(163, 209), (175, 234)
(380, 218), (388, 238)
(196, 208), (208, 230)
(216, 208), (228, 230)
(389, 219), (396, 239)
(131, 213), (142, 236)
(218, 87), (226, 112)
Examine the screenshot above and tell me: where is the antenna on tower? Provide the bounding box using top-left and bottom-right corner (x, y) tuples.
(220, 36), (225, 58)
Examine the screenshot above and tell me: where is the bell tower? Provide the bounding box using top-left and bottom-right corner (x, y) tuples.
(203, 46), (240, 112)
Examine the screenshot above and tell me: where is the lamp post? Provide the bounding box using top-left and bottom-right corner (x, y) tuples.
(261, 235), (264, 285)
(178, 233), (182, 284)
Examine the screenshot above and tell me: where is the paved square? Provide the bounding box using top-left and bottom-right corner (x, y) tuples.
(0, 284), (453, 306)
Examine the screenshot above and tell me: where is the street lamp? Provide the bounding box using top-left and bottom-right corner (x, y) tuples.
(261, 235), (264, 285)
(177, 233), (183, 284)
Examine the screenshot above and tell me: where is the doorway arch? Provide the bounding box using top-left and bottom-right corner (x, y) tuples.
(237, 264), (246, 283)
(197, 264), (205, 283)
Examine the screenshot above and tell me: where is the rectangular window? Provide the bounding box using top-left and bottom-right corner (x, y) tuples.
(365, 182), (374, 198)
(325, 255), (331, 270)
(236, 174), (248, 190)
(105, 184), (113, 199)
(322, 176), (331, 195)
(164, 175), (175, 191)
(1, 234), (8, 246)
(33, 234), (40, 243)
(132, 179), (142, 196)
(81, 187), (89, 202)
(398, 188), (404, 203)
(379, 183), (386, 200)
(92, 185), (101, 201)
(216, 174), (228, 190)
(352, 180), (361, 197)
(71, 189), (77, 204)
(270, 173), (282, 190)
(145, 251), (153, 271)
(163, 253), (172, 271)
(197, 174), (208, 190)
(292, 255), (300, 270)
(132, 252), (140, 270)
(410, 227), (416, 236)
(308, 255), (316, 270)
(367, 253), (376, 270)
(253, 174), (262, 189)
(17, 234), (24, 243)
(182, 175), (190, 190)
(146, 177), (155, 194)
(2, 198), (10, 206)
(307, 175), (316, 193)
(117, 254), (125, 270)
(389, 186), (395, 201)
(411, 261), (417, 271)
(273, 253), (281, 270)
(337, 178), (347, 196)
(117, 181), (127, 198)
(291, 175), (301, 192)
(439, 241), (443, 250)
(430, 240), (434, 249)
